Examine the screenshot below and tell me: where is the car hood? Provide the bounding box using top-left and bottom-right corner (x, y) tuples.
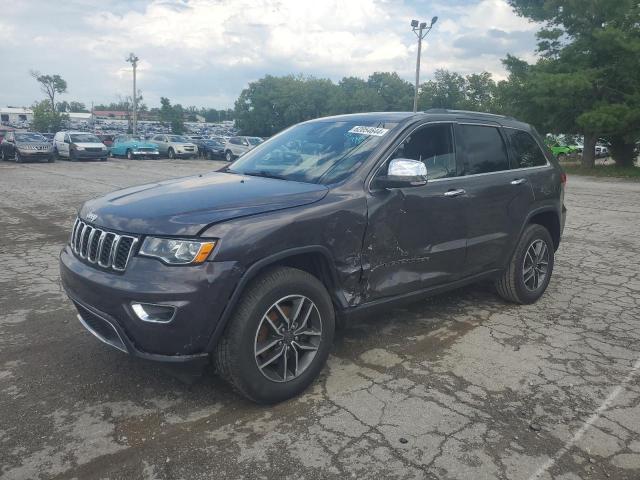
(79, 172), (329, 236)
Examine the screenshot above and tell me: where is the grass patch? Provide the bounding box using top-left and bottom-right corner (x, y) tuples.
(562, 164), (640, 180)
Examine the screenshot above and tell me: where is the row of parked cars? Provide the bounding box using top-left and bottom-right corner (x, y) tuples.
(0, 130), (264, 163)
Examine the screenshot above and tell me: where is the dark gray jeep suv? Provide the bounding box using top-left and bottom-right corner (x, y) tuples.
(60, 110), (566, 403)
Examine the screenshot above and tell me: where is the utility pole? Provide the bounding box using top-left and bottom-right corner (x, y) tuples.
(126, 53), (139, 135)
(411, 17), (438, 113)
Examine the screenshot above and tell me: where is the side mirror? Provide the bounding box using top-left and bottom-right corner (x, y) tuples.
(373, 158), (427, 189)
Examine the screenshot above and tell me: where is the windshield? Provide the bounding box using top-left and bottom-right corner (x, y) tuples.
(168, 135), (188, 142)
(70, 134), (101, 143)
(248, 137), (263, 146)
(16, 133), (46, 142)
(229, 120), (398, 184)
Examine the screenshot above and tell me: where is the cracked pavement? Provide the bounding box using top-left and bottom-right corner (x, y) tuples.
(1, 159), (639, 479)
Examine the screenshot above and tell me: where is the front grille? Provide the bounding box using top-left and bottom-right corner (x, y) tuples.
(70, 218), (138, 272)
(137, 147), (155, 152)
(85, 147), (103, 152)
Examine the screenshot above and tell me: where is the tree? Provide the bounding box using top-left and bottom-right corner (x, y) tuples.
(366, 72), (414, 111)
(56, 101), (88, 113)
(30, 71), (67, 114)
(506, 0), (640, 168)
(417, 70), (499, 112)
(31, 100), (68, 132)
(159, 97), (185, 134)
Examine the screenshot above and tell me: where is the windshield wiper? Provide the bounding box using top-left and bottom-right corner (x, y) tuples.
(241, 170), (288, 181)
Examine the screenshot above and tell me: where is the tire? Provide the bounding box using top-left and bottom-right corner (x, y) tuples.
(69, 150), (77, 162)
(495, 224), (555, 304)
(168, 148), (175, 159)
(127, 149), (135, 160)
(15, 150), (23, 163)
(557, 153), (567, 162)
(0, 148), (5, 161)
(47, 155), (55, 163)
(225, 150), (234, 162)
(215, 266), (335, 404)
(100, 157), (107, 162)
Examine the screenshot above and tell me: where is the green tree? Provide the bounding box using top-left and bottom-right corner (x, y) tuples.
(159, 97), (184, 134)
(505, 0), (640, 168)
(418, 70), (499, 112)
(30, 71), (68, 131)
(31, 99), (68, 132)
(366, 72), (414, 111)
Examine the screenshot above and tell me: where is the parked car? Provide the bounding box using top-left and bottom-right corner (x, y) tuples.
(110, 135), (160, 160)
(200, 138), (225, 159)
(223, 136), (263, 161)
(60, 110), (566, 403)
(595, 145), (609, 158)
(185, 135), (207, 157)
(150, 134), (198, 159)
(548, 143), (579, 161)
(1, 131), (54, 163)
(97, 134), (115, 149)
(53, 131), (108, 161)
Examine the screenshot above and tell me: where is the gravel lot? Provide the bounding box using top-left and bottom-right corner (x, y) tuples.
(1, 158), (639, 480)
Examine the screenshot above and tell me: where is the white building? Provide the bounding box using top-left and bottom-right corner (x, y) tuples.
(0, 107), (33, 123)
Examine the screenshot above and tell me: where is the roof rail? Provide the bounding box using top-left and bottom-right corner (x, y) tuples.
(423, 108), (513, 120)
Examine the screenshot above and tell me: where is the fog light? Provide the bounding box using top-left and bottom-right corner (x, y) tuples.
(131, 303), (176, 323)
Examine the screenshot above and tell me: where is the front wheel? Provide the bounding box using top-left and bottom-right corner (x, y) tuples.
(168, 148), (175, 159)
(215, 267), (335, 404)
(225, 150), (234, 162)
(127, 149), (135, 160)
(15, 151), (23, 163)
(495, 224), (555, 304)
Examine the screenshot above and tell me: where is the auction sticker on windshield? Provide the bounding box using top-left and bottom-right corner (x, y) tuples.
(348, 126), (389, 136)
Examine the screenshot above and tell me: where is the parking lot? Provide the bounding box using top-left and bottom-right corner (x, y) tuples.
(1, 158), (639, 479)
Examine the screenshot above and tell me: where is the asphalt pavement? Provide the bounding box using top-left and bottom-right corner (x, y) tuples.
(1, 158), (639, 479)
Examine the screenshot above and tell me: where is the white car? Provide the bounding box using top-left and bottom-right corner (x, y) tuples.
(223, 136), (263, 162)
(150, 134), (198, 159)
(53, 131), (108, 161)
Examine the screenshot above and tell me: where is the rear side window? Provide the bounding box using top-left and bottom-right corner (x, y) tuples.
(505, 129), (547, 168)
(457, 124), (509, 175)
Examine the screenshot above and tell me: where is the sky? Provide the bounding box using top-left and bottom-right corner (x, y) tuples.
(0, 0), (541, 110)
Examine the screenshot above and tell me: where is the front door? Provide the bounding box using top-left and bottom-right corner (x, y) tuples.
(363, 122), (468, 301)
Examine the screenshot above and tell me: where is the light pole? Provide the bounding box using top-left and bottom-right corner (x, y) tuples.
(411, 16), (437, 113)
(126, 53), (139, 135)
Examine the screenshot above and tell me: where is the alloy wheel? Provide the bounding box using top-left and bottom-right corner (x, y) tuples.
(254, 295), (322, 383)
(522, 239), (549, 291)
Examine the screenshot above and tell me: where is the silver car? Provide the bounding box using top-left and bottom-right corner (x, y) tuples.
(223, 136), (263, 162)
(150, 134), (198, 159)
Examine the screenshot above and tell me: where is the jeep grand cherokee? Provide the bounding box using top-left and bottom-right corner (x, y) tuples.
(60, 110), (566, 403)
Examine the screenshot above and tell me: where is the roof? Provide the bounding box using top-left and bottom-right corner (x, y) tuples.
(0, 107), (33, 114)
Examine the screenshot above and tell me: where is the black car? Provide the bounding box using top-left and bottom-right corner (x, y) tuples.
(1, 131), (54, 162)
(60, 110), (566, 403)
(200, 138), (225, 159)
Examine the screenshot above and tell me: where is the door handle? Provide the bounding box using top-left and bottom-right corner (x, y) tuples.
(444, 188), (466, 197)
(511, 178), (527, 185)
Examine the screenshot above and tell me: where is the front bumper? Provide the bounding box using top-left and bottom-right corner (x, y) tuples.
(19, 149), (53, 159)
(59, 244), (241, 360)
(133, 150), (159, 156)
(74, 150), (107, 159)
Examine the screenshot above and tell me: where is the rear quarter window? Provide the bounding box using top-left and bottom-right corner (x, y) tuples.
(505, 129), (547, 168)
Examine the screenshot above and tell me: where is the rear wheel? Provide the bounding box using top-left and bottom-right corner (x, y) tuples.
(496, 224), (555, 304)
(215, 267), (335, 404)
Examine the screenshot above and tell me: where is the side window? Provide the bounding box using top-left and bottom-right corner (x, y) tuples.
(388, 123), (457, 180)
(505, 129), (547, 168)
(457, 124), (509, 175)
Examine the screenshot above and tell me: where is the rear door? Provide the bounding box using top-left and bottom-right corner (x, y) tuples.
(454, 123), (534, 276)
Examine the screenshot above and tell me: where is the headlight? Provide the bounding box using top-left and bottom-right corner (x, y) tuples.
(139, 237), (217, 265)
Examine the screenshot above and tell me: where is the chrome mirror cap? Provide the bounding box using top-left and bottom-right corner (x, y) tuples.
(388, 158), (427, 177)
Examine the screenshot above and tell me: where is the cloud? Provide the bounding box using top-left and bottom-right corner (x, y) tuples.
(0, 0), (541, 108)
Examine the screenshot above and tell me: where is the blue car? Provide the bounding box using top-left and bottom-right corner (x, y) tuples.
(110, 135), (160, 160)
